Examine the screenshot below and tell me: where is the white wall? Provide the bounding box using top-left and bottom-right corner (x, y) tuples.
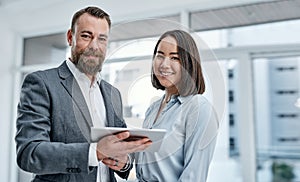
(0, 16), (21, 182)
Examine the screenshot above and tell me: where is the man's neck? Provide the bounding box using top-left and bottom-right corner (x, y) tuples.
(86, 74), (97, 87)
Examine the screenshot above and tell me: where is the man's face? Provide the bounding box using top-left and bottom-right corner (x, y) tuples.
(67, 13), (109, 76)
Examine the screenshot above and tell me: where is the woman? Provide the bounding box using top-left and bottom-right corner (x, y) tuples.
(135, 30), (219, 181)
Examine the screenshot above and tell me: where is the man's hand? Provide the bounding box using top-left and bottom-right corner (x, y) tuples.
(102, 155), (128, 171)
(96, 131), (152, 161)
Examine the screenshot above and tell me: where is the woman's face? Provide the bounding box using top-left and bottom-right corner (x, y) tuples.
(153, 36), (182, 92)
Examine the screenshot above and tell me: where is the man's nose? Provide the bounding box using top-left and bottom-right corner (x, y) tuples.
(89, 38), (101, 49)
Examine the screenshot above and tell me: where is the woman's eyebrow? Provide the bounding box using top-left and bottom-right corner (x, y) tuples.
(157, 51), (178, 55)
(157, 51), (164, 55)
(169, 52), (179, 55)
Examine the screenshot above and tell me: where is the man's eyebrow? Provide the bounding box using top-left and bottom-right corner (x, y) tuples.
(81, 30), (93, 35)
(80, 31), (108, 38)
(99, 34), (108, 38)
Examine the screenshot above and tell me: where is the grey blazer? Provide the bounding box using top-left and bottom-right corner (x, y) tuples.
(15, 61), (130, 182)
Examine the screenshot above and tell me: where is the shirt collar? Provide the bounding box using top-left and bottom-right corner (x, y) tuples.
(66, 59), (101, 87)
(164, 94), (193, 104)
(177, 95), (193, 104)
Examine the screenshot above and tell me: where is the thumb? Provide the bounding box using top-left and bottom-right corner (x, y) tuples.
(113, 131), (130, 142)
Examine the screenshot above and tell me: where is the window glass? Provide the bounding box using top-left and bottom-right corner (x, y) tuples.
(23, 33), (67, 65)
(253, 56), (300, 182)
(230, 20), (300, 47)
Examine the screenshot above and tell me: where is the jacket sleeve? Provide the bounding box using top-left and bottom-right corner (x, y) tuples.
(15, 72), (91, 175)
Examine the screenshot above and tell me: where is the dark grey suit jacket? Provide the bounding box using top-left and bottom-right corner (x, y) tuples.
(15, 61), (130, 182)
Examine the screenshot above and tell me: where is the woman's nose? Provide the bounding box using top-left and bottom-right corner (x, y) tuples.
(160, 56), (171, 67)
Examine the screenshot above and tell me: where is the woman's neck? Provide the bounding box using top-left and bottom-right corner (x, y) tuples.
(164, 88), (179, 103)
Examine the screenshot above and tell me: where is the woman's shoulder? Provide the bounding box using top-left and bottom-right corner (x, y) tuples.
(182, 94), (211, 106)
(145, 96), (163, 114)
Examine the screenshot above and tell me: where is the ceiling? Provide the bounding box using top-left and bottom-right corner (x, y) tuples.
(109, 0), (300, 42)
(3, 0), (300, 49)
(191, 0), (300, 31)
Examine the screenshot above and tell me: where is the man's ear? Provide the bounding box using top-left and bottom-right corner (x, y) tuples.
(67, 29), (73, 46)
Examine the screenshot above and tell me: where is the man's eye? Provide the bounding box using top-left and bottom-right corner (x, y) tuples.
(81, 34), (91, 39)
(99, 37), (107, 42)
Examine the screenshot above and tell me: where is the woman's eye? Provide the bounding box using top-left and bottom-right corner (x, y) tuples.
(171, 57), (180, 61)
(156, 55), (164, 59)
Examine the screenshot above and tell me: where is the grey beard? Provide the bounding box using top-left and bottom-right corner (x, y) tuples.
(72, 50), (105, 75)
(76, 57), (103, 76)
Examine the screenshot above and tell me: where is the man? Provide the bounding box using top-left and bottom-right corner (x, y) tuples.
(15, 6), (151, 182)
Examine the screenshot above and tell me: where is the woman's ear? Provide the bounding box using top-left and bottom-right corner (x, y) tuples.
(67, 29), (73, 46)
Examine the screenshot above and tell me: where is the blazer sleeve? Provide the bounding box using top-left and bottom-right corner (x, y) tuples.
(15, 72), (91, 175)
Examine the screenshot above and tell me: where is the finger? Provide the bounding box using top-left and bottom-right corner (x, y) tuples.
(112, 155), (128, 164)
(126, 141), (153, 153)
(102, 158), (124, 171)
(102, 158), (115, 166)
(111, 131), (130, 142)
(119, 138), (152, 153)
(102, 157), (126, 166)
(126, 138), (152, 146)
(106, 164), (122, 171)
(101, 131), (130, 144)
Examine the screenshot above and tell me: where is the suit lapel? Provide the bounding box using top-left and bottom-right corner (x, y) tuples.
(58, 62), (119, 130)
(99, 81), (114, 127)
(58, 62), (93, 131)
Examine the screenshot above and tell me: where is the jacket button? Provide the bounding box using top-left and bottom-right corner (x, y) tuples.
(76, 168), (81, 173)
(66, 168), (80, 173)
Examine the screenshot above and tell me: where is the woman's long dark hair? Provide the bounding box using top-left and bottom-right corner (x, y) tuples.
(151, 30), (205, 95)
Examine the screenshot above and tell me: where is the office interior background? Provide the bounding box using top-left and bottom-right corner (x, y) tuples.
(1, 0), (300, 181)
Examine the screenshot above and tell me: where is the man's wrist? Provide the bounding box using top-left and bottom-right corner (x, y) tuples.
(119, 154), (132, 172)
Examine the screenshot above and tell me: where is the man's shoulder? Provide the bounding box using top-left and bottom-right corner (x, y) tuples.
(25, 62), (66, 80)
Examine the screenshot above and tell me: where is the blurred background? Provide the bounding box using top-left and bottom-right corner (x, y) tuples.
(1, 0), (300, 181)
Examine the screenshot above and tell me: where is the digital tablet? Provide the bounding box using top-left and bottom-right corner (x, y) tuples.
(91, 127), (167, 152)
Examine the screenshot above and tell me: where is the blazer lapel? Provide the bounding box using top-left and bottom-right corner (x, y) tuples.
(58, 62), (93, 133)
(99, 81), (114, 127)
